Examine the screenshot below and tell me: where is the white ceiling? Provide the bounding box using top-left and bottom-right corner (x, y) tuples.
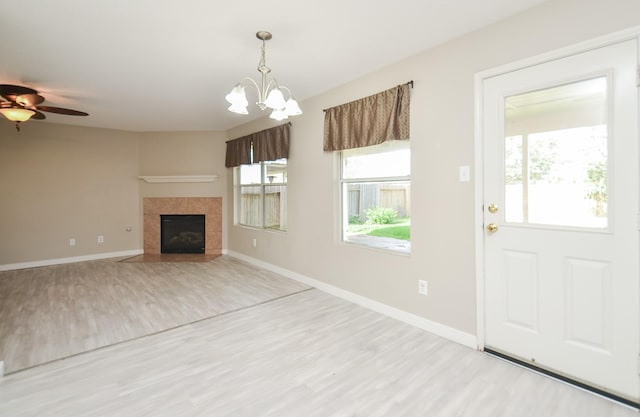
(0, 0), (548, 132)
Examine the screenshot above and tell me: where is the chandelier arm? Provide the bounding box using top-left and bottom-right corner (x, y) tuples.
(264, 79), (279, 93)
(278, 85), (293, 99)
(261, 71), (269, 102)
(240, 77), (264, 103)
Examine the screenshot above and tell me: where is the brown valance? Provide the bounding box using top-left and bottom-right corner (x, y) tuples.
(323, 83), (411, 152)
(225, 123), (290, 167)
(225, 136), (252, 167)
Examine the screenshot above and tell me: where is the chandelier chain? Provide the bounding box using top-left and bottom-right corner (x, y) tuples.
(258, 40), (271, 75)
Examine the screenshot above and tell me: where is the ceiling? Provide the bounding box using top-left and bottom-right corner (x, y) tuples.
(0, 0), (549, 132)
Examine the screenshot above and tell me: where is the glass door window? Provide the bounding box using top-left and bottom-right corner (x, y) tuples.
(504, 77), (608, 229)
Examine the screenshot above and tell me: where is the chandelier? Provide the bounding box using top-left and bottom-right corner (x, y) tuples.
(225, 31), (302, 121)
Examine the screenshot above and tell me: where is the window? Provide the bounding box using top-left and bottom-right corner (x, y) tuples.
(341, 140), (410, 253)
(235, 158), (287, 231)
(504, 77), (608, 229)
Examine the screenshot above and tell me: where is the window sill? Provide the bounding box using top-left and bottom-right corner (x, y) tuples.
(342, 237), (411, 256)
(234, 224), (287, 234)
(138, 175), (218, 183)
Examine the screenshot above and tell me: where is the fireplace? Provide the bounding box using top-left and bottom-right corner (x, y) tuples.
(143, 197), (222, 255)
(161, 214), (205, 254)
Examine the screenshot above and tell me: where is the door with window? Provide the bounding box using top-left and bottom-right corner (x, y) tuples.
(482, 39), (638, 402)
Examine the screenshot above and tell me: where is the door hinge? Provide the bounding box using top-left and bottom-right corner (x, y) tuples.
(637, 65), (640, 88)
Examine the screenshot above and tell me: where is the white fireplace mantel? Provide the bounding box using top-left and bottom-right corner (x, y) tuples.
(138, 175), (218, 183)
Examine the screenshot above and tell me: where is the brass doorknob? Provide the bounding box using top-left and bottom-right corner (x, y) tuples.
(486, 223), (499, 233)
(488, 204), (499, 213)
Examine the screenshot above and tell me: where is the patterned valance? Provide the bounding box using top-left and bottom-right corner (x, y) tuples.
(323, 83), (411, 152)
(225, 123), (291, 167)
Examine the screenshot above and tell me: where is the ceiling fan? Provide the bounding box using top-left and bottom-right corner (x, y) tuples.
(0, 84), (89, 131)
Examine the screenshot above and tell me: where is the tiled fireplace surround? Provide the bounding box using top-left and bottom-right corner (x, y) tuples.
(143, 197), (222, 255)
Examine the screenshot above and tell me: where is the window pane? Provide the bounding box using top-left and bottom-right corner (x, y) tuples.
(264, 158), (287, 184)
(343, 181), (410, 253)
(235, 160), (288, 231)
(239, 185), (262, 227)
(504, 77), (608, 229)
(239, 164), (261, 185)
(343, 140), (410, 179)
(264, 185), (287, 231)
(505, 135), (524, 223)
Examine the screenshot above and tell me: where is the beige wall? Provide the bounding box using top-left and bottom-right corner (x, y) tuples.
(137, 131), (228, 249)
(0, 122), (140, 264)
(0, 125), (228, 266)
(226, 0), (640, 335)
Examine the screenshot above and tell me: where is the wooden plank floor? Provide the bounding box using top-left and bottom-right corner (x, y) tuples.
(0, 255), (309, 373)
(0, 257), (636, 416)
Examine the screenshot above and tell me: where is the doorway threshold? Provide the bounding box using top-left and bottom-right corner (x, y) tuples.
(484, 347), (639, 410)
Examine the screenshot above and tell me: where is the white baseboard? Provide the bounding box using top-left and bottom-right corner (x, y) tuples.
(0, 249), (144, 272)
(1, 249), (478, 349)
(226, 250), (478, 349)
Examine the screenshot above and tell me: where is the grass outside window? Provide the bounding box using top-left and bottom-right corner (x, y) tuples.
(347, 217), (410, 241)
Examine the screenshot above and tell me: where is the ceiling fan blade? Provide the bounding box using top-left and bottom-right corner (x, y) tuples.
(0, 84), (39, 102)
(36, 106), (88, 116)
(16, 93), (45, 106)
(31, 110), (46, 120)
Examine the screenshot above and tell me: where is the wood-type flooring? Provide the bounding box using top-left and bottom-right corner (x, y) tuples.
(0, 256), (636, 416)
(0, 255), (309, 373)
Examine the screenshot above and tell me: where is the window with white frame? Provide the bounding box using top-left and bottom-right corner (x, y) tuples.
(341, 140), (410, 253)
(235, 158), (287, 231)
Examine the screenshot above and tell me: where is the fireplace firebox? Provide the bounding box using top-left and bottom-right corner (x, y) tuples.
(160, 215), (205, 254)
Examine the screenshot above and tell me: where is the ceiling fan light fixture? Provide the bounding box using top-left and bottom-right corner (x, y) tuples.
(0, 107), (35, 122)
(226, 31), (302, 118)
(0, 85), (89, 132)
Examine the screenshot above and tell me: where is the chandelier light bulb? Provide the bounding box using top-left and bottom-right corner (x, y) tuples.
(228, 103), (249, 115)
(225, 85), (248, 106)
(284, 98), (302, 116)
(264, 88), (286, 110)
(269, 108), (288, 121)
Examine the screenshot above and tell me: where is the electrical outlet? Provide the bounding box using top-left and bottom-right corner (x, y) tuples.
(252, 238), (257, 247)
(69, 238), (76, 246)
(418, 280), (428, 295)
(97, 235), (104, 243)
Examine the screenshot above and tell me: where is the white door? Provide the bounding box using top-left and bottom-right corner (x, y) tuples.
(482, 39), (639, 402)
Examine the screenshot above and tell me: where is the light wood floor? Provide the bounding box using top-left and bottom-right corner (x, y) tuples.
(0, 255), (309, 373)
(0, 257), (636, 416)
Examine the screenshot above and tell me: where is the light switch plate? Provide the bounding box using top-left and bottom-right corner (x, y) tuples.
(459, 165), (471, 182)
